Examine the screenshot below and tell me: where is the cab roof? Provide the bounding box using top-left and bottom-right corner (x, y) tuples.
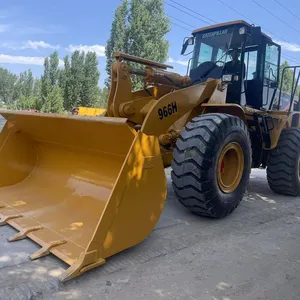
(192, 20), (272, 41)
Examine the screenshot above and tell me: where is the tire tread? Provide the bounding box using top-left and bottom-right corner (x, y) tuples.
(267, 127), (300, 196)
(171, 113), (251, 218)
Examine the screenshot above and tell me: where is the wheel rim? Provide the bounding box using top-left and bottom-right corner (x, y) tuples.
(217, 142), (244, 194)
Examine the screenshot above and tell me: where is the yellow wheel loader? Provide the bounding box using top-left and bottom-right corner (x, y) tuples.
(0, 20), (300, 281)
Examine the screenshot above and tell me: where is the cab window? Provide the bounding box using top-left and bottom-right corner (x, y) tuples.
(198, 43), (213, 66)
(265, 44), (279, 81)
(244, 50), (258, 80)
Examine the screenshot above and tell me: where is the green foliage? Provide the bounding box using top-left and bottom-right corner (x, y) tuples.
(68, 50), (85, 108)
(297, 85), (300, 97)
(105, 0), (128, 87)
(0, 68), (17, 106)
(41, 57), (51, 105)
(0, 68), (40, 110)
(127, 0), (170, 61)
(13, 95), (38, 110)
(32, 79), (42, 110)
(0, 48), (101, 113)
(11, 71), (33, 104)
(279, 61), (294, 92)
(40, 52), (64, 113)
(128, 0), (170, 89)
(94, 87), (109, 108)
(41, 86), (64, 113)
(81, 52), (100, 107)
(279, 61), (300, 100)
(59, 50), (100, 110)
(33, 78), (41, 97)
(105, 0), (170, 90)
(49, 51), (60, 86)
(20, 70), (34, 98)
(61, 55), (73, 110)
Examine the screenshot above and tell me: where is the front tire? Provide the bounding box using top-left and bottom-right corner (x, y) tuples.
(267, 127), (300, 196)
(171, 113), (252, 218)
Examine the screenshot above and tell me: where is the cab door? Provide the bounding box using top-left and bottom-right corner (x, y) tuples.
(263, 42), (280, 109)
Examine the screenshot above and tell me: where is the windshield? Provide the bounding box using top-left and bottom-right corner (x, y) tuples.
(190, 26), (245, 81)
(192, 28), (234, 70)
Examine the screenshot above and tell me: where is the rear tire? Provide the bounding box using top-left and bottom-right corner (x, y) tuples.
(267, 127), (300, 196)
(171, 113), (252, 218)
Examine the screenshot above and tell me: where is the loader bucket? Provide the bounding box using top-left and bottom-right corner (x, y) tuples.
(0, 111), (166, 281)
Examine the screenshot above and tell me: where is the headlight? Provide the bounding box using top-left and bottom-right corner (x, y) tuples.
(222, 74), (232, 82)
(239, 27), (246, 35)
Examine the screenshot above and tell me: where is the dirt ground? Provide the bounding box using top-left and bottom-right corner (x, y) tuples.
(0, 167), (299, 300)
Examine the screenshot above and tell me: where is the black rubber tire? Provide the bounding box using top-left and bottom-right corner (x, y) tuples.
(267, 127), (300, 196)
(171, 113), (252, 218)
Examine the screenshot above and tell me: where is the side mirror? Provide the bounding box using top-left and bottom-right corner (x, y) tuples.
(181, 37), (194, 55)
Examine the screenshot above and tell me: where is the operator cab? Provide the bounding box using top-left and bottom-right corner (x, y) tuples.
(181, 20), (281, 110)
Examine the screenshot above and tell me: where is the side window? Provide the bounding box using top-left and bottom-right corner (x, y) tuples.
(265, 44), (279, 81)
(244, 51), (258, 80)
(198, 43), (213, 66)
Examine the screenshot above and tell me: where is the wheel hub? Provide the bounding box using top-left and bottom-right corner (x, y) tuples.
(217, 142), (244, 193)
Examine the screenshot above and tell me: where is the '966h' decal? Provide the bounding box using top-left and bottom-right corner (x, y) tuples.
(158, 102), (178, 120)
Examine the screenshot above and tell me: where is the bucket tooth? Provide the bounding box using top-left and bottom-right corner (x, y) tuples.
(8, 225), (43, 242)
(0, 214), (22, 226)
(60, 251), (106, 282)
(30, 239), (67, 260)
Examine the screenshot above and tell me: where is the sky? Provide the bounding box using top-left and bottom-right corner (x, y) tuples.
(0, 0), (300, 87)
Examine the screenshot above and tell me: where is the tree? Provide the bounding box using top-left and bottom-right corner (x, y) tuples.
(42, 51), (102, 111)
(9, 70), (34, 106)
(33, 79), (42, 110)
(0, 49), (102, 113)
(94, 87), (109, 108)
(127, 0), (170, 89)
(81, 52), (100, 107)
(3, 70), (40, 111)
(33, 79), (41, 98)
(69, 50), (85, 108)
(127, 0), (170, 63)
(279, 61), (294, 92)
(14, 95), (37, 110)
(58, 68), (66, 92)
(60, 55), (72, 110)
(41, 86), (64, 113)
(41, 57), (51, 105)
(0, 68), (17, 106)
(21, 70), (34, 98)
(105, 0), (129, 88)
(49, 51), (60, 86)
(105, 0), (170, 90)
